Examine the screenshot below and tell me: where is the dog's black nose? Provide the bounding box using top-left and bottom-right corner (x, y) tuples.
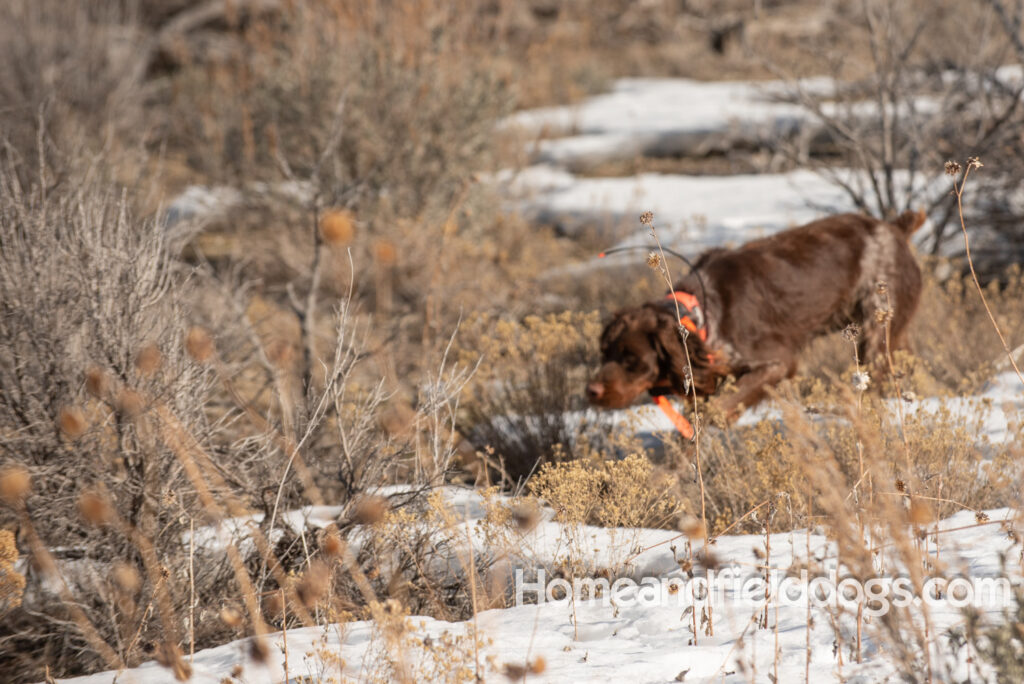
(586, 382), (604, 401)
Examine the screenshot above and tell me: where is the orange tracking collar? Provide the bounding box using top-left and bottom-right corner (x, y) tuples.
(651, 289), (707, 441)
(666, 290), (707, 342)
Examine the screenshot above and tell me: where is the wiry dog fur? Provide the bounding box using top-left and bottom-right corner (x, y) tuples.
(587, 210), (926, 421)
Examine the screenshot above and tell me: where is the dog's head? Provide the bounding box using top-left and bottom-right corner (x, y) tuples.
(587, 303), (720, 409)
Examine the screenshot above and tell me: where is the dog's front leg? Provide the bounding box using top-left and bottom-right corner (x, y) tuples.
(714, 360), (794, 423)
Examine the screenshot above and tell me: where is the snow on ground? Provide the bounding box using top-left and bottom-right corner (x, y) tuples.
(64, 497), (1023, 684)
(499, 77), (964, 268)
(502, 77), (825, 168)
(502, 164), (859, 247)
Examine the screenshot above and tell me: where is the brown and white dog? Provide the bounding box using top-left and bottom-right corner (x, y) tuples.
(587, 211), (925, 423)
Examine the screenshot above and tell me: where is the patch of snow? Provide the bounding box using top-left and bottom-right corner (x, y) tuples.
(63, 506), (1023, 684)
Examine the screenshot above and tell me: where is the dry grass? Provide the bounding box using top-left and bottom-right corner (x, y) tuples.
(2, 1), (1024, 681)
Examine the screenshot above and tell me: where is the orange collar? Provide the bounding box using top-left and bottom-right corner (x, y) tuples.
(666, 290), (707, 342)
(651, 289), (707, 441)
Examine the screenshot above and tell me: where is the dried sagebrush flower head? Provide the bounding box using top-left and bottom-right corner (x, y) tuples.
(220, 606), (243, 628)
(944, 160), (962, 176)
(58, 406), (88, 439)
(0, 466), (31, 505)
(646, 251), (661, 270)
(841, 323), (860, 341)
(135, 343), (163, 376)
(85, 366), (109, 399)
(504, 656), (546, 680)
(322, 527), (344, 558)
(374, 239), (397, 265)
(296, 560), (330, 608)
(967, 156), (983, 170)
(351, 495), (389, 525)
(320, 209), (355, 245)
(909, 499), (934, 525)
(185, 327), (215, 363)
(78, 490), (113, 526)
(677, 513), (706, 540)
(511, 503), (541, 533)
(112, 562), (141, 594)
(639, 211), (654, 225)
(116, 388), (145, 419)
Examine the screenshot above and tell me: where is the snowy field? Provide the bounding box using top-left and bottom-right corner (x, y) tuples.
(62, 370), (1024, 684)
(65, 494), (1022, 684)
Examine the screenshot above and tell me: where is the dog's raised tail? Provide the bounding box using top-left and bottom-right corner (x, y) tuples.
(892, 209), (927, 238)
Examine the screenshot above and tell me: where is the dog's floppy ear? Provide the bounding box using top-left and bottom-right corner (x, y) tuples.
(649, 308), (691, 393)
(648, 304), (720, 395)
(600, 311), (630, 354)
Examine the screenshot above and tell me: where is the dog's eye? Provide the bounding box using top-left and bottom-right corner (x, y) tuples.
(623, 355), (643, 371)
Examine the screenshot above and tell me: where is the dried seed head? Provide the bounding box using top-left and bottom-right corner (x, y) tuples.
(185, 327), (215, 363)
(678, 558), (694, 574)
(296, 561), (330, 608)
(639, 211), (654, 225)
(323, 529), (344, 558)
(135, 343), (163, 376)
(646, 251), (661, 270)
(0, 465), (31, 504)
(504, 663), (528, 680)
(699, 548), (721, 570)
(230, 664), (244, 679)
(967, 156), (983, 170)
(895, 479), (906, 493)
(944, 160), (962, 176)
(85, 366), (108, 399)
(351, 496), (389, 525)
(678, 514), (706, 540)
(78, 491), (113, 526)
(113, 562), (141, 594)
(220, 606), (243, 627)
(909, 499), (934, 525)
(511, 504), (541, 532)
(58, 406), (88, 439)
(383, 598), (403, 616)
(875, 280), (888, 295)
(374, 239), (397, 265)
(841, 324), (860, 341)
(852, 371), (871, 392)
(975, 511), (990, 524)
(116, 388), (145, 419)
(320, 209), (355, 245)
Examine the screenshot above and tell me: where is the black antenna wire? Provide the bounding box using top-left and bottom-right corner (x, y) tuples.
(598, 245), (708, 311)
